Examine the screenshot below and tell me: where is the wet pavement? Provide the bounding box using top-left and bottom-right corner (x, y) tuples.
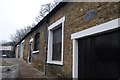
(3, 58), (48, 79)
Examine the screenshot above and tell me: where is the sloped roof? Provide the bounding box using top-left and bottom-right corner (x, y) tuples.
(16, 2), (68, 46)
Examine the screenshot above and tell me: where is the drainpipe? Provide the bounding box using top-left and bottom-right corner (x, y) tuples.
(44, 18), (49, 75)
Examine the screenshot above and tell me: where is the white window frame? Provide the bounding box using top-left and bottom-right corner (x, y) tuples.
(32, 50), (39, 54)
(71, 18), (120, 78)
(47, 16), (65, 65)
(30, 37), (33, 43)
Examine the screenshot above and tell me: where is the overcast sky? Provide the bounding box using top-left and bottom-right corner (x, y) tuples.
(0, 0), (54, 42)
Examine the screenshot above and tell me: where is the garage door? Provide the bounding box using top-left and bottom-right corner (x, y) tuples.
(78, 29), (120, 78)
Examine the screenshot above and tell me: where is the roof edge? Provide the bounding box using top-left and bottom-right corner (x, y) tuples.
(15, 2), (68, 47)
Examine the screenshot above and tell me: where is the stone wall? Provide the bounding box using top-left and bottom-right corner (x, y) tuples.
(46, 2), (119, 78)
(31, 23), (47, 73)
(20, 2), (119, 78)
(23, 23), (47, 73)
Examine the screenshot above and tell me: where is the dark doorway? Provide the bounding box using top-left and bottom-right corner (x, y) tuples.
(28, 42), (32, 63)
(78, 29), (120, 79)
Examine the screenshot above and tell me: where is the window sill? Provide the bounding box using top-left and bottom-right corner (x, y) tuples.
(32, 50), (39, 54)
(47, 60), (63, 65)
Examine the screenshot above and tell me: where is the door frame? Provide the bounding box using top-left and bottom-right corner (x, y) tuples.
(20, 40), (25, 59)
(28, 38), (33, 64)
(16, 45), (19, 58)
(71, 18), (119, 78)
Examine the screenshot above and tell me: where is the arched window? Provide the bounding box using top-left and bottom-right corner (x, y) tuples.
(34, 33), (40, 51)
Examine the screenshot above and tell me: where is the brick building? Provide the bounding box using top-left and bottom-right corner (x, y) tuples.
(15, 2), (120, 78)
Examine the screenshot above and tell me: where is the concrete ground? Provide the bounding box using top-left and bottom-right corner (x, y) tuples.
(3, 58), (48, 79)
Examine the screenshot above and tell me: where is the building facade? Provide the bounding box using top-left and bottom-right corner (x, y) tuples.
(15, 2), (120, 78)
(0, 46), (14, 58)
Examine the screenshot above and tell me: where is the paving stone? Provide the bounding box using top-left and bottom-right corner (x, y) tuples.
(4, 58), (48, 79)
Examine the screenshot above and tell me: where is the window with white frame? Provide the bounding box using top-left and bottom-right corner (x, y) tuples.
(47, 16), (65, 65)
(33, 33), (40, 54)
